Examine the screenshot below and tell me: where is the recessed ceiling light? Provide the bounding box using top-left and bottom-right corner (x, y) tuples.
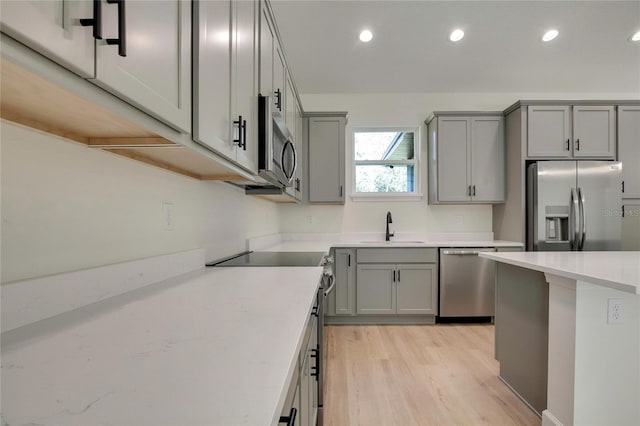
(449, 29), (464, 42)
(542, 29), (559, 42)
(631, 31), (640, 42)
(359, 30), (373, 43)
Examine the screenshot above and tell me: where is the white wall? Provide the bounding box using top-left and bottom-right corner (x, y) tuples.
(0, 122), (280, 283)
(279, 92), (639, 235)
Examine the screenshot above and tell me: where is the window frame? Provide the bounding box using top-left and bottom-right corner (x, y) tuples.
(351, 126), (422, 202)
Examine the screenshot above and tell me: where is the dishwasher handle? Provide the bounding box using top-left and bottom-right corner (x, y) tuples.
(441, 250), (483, 255)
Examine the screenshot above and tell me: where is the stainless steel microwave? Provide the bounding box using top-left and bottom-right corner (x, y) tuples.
(258, 95), (297, 187)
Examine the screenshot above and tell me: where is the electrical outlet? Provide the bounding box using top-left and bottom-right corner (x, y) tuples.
(306, 215), (313, 224)
(162, 202), (174, 231)
(607, 298), (624, 324)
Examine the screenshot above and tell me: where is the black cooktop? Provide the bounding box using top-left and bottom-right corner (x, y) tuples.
(206, 251), (326, 267)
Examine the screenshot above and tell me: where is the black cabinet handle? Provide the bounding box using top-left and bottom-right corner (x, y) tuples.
(392, 270), (396, 282)
(241, 119), (247, 150)
(566, 139), (570, 151)
(80, 0), (103, 39)
(339, 185), (343, 197)
(106, 0), (126, 57)
(310, 348), (319, 379)
(467, 185), (471, 196)
(622, 205), (625, 218)
(622, 181), (625, 193)
(279, 408), (297, 426)
(472, 185), (476, 196)
(311, 304), (319, 317)
(295, 178), (300, 192)
(233, 116), (247, 150)
(576, 139), (580, 151)
(347, 254), (350, 267)
(275, 89), (282, 111)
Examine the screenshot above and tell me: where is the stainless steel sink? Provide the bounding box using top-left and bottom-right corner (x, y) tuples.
(359, 240), (424, 244)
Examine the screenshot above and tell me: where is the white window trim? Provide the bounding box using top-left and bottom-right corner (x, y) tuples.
(350, 126), (422, 202)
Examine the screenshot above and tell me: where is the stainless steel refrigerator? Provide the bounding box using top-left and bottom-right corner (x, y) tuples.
(527, 161), (622, 251)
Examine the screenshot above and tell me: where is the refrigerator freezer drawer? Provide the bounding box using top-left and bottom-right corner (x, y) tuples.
(439, 248), (497, 317)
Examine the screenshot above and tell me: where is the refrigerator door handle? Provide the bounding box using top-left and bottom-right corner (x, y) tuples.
(570, 188), (580, 250)
(578, 187), (586, 250)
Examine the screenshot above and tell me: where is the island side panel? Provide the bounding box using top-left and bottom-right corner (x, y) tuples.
(573, 281), (640, 425)
(495, 262), (549, 415)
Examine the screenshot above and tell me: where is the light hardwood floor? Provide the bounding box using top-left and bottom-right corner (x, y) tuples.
(323, 324), (540, 426)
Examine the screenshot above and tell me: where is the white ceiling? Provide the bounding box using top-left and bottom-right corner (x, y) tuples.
(269, 0), (640, 94)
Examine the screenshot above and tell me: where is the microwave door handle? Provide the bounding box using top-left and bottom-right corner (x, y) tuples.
(281, 140), (295, 181)
(289, 139), (297, 177)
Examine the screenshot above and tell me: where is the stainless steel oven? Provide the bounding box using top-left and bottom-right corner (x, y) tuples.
(258, 96), (297, 188)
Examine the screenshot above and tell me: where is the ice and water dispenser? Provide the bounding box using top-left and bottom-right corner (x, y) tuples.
(544, 205), (569, 242)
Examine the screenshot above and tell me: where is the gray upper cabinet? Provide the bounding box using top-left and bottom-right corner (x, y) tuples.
(427, 113), (505, 204)
(308, 115), (347, 204)
(259, 3), (284, 114)
(0, 0), (191, 132)
(334, 249), (356, 316)
(619, 106), (640, 199)
(231, 0), (259, 172)
(0, 0), (95, 77)
(93, 0), (191, 132)
(527, 104), (616, 159)
(572, 106), (615, 158)
(527, 105), (571, 158)
(194, 0), (258, 174)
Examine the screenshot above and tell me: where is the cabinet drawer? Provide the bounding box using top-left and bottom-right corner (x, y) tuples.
(357, 248), (437, 264)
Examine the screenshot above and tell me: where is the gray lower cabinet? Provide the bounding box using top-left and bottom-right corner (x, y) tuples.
(356, 263), (437, 315)
(334, 248), (356, 315)
(356, 264), (395, 314)
(281, 300), (318, 426)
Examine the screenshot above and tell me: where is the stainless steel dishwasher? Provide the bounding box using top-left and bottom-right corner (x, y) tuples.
(439, 248), (497, 317)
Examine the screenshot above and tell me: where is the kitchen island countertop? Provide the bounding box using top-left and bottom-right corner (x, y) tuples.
(480, 251), (640, 294)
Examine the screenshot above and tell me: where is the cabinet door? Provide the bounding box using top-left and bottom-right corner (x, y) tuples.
(299, 348), (310, 426)
(396, 264), (437, 315)
(1, 0), (95, 77)
(273, 42), (286, 113)
(527, 105), (571, 158)
(258, 5), (273, 97)
(573, 106), (615, 158)
(437, 117), (471, 202)
(471, 116), (505, 202)
(232, 0), (258, 173)
(356, 264), (395, 314)
(192, 0), (234, 160)
(294, 102), (305, 200)
(309, 317), (319, 426)
(334, 249), (356, 315)
(308, 117), (346, 204)
(94, 0), (191, 132)
(619, 106), (640, 199)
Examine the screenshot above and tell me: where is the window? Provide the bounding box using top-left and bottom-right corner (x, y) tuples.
(353, 128), (420, 199)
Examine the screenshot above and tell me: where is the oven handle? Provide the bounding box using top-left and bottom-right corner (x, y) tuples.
(323, 275), (335, 297)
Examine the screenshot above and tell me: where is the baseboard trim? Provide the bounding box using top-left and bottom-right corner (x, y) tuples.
(325, 315), (436, 325)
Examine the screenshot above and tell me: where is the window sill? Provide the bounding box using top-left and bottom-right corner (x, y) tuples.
(350, 193), (424, 202)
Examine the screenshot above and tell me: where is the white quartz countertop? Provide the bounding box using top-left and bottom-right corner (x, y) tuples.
(257, 234), (522, 253)
(2, 266), (323, 426)
(480, 251), (640, 294)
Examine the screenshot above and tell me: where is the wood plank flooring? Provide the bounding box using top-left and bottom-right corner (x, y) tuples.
(323, 324), (540, 426)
